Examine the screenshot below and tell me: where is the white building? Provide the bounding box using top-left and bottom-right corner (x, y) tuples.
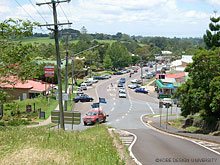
(171, 55), (193, 71)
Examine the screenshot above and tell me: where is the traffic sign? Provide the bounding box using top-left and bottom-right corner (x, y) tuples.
(45, 66), (54, 77)
(158, 94), (171, 99)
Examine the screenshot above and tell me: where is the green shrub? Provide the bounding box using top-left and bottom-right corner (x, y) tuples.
(7, 118), (30, 126)
(0, 121), (5, 126)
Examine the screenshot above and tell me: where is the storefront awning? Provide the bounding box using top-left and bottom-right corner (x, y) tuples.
(156, 80), (174, 89)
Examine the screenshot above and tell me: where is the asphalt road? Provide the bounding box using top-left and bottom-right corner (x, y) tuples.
(70, 65), (220, 164)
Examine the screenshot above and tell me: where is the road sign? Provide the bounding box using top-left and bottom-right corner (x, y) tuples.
(159, 102), (163, 108)
(51, 110), (81, 125)
(45, 66), (54, 77)
(158, 94), (171, 99)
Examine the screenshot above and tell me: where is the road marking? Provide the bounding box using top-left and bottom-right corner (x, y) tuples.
(113, 102), (116, 105)
(146, 102), (155, 114)
(125, 113), (128, 116)
(122, 116), (125, 119)
(111, 107), (115, 112)
(116, 119), (120, 122)
(113, 98), (116, 101)
(128, 132), (142, 165)
(140, 114), (220, 156)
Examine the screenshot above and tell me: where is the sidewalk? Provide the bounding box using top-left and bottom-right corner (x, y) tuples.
(143, 115), (220, 144)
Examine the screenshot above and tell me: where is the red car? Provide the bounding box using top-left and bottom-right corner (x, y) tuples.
(134, 69), (138, 73)
(83, 109), (108, 125)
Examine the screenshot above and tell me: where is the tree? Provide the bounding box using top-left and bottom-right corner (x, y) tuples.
(135, 46), (151, 61)
(106, 42), (131, 70)
(0, 19), (37, 103)
(103, 55), (113, 70)
(203, 12), (220, 49)
(174, 48), (220, 120)
(78, 26), (92, 42)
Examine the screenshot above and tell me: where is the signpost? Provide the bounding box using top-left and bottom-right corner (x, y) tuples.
(0, 104), (3, 120)
(51, 110), (81, 130)
(159, 100), (163, 127)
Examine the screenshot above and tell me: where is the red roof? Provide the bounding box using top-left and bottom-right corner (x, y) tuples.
(156, 72), (185, 79)
(0, 77), (51, 92)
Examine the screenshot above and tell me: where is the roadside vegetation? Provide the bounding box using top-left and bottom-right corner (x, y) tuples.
(0, 125), (124, 165)
(0, 95), (58, 126)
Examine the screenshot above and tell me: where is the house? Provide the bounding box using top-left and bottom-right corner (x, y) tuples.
(155, 72), (189, 98)
(171, 55), (193, 71)
(0, 77), (52, 101)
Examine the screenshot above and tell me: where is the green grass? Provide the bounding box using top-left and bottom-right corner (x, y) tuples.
(185, 126), (200, 132)
(18, 37), (55, 44)
(0, 125), (123, 164)
(3, 96), (58, 121)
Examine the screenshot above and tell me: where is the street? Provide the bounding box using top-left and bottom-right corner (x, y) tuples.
(70, 66), (220, 165)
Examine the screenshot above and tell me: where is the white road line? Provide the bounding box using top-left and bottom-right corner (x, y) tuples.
(128, 132), (142, 165)
(140, 114), (220, 156)
(116, 119), (120, 122)
(113, 98), (116, 101)
(125, 113), (128, 116)
(111, 107), (115, 112)
(113, 102), (116, 105)
(122, 116), (125, 119)
(146, 102), (155, 114)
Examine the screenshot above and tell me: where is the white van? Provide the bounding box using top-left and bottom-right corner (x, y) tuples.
(80, 83), (87, 90)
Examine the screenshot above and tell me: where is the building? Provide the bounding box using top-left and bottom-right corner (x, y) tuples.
(0, 77), (52, 101)
(171, 55), (193, 71)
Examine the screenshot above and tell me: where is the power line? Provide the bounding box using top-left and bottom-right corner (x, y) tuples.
(59, 3), (69, 23)
(14, 0), (37, 22)
(14, 0), (48, 34)
(28, 0), (48, 23)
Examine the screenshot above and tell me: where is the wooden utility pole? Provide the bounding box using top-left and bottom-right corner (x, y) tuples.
(36, 0), (72, 130)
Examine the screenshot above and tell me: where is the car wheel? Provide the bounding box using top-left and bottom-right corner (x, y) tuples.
(84, 122), (87, 126)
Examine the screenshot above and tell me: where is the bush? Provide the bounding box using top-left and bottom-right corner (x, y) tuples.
(0, 121), (5, 126)
(7, 118), (30, 126)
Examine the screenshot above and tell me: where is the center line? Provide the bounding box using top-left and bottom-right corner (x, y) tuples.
(146, 102), (155, 114)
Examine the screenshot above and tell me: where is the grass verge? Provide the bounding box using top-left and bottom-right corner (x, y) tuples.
(0, 125), (123, 165)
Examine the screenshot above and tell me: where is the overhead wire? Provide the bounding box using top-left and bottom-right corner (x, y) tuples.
(14, 0), (48, 34)
(28, 0), (48, 23)
(59, 3), (70, 23)
(14, 0), (37, 22)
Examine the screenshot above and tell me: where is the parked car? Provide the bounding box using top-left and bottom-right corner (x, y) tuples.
(75, 87), (84, 95)
(131, 79), (141, 84)
(80, 83), (87, 90)
(118, 82), (124, 87)
(113, 72), (123, 75)
(119, 87), (126, 93)
(73, 94), (94, 103)
(93, 76), (105, 80)
(120, 78), (126, 83)
(83, 109), (108, 125)
(145, 68), (149, 72)
(149, 64), (153, 68)
(83, 81), (92, 86)
(142, 73), (154, 79)
(102, 74), (111, 79)
(87, 78), (98, 83)
(119, 91), (127, 98)
(128, 84), (140, 89)
(135, 88), (148, 94)
(134, 69), (138, 73)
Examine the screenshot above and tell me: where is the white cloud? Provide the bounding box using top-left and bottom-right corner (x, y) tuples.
(208, 0), (220, 6)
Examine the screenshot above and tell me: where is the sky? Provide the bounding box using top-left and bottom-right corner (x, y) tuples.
(0, 0), (220, 38)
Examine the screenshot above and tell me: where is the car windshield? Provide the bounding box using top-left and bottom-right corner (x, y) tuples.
(120, 91), (126, 94)
(87, 112), (98, 116)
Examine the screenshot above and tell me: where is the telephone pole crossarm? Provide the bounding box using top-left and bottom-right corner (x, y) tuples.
(36, 0), (71, 6)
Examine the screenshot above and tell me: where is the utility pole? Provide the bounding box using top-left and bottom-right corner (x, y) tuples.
(36, 0), (72, 130)
(64, 33), (70, 112)
(140, 61), (143, 85)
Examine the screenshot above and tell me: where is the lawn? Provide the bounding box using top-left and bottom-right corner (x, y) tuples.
(0, 125), (124, 165)
(3, 95), (58, 123)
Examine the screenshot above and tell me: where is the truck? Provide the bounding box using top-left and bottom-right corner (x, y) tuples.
(83, 109), (109, 125)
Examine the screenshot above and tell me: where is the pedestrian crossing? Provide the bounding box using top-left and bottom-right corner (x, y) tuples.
(192, 140), (220, 153)
(112, 129), (134, 147)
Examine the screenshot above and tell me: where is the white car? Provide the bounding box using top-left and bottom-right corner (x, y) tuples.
(131, 79), (138, 83)
(119, 87), (126, 93)
(119, 91), (126, 98)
